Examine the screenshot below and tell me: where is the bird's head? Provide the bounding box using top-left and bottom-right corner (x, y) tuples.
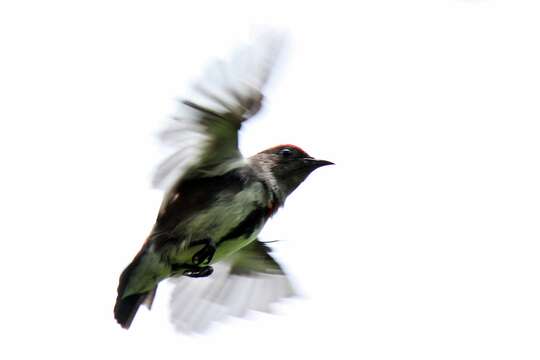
(250, 144), (334, 201)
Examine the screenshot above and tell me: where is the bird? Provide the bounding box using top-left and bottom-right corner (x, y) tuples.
(113, 34), (333, 332)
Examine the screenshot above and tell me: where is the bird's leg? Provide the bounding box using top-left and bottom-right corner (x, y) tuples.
(170, 264), (214, 278)
(191, 238), (216, 265)
(182, 265), (214, 278)
(168, 238), (216, 278)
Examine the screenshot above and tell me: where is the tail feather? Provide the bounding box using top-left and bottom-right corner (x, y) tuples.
(114, 292), (150, 329)
(143, 287), (157, 310)
(114, 250), (157, 329)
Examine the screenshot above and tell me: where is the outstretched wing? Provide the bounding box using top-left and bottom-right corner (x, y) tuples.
(154, 34), (284, 193)
(167, 240), (295, 333)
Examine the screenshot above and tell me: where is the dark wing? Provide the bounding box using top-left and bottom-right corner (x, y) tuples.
(167, 240), (295, 333)
(153, 33), (284, 193)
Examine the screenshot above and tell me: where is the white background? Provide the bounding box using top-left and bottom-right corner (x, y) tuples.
(1, 1), (539, 359)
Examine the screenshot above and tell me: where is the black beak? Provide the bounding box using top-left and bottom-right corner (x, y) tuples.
(303, 158), (335, 169)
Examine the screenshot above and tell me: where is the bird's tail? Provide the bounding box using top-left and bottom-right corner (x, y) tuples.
(114, 250), (158, 329)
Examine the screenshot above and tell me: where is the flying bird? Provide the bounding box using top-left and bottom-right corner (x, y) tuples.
(114, 34), (333, 332)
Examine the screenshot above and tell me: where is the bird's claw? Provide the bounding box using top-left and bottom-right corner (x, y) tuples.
(183, 266), (214, 278)
(192, 242), (216, 265)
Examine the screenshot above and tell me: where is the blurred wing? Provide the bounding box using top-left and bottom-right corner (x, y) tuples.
(154, 34), (284, 192)
(168, 240), (295, 333)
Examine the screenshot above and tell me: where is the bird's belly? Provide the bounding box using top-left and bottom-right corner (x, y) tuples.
(210, 226), (262, 264)
(168, 182), (267, 265)
(168, 223), (263, 266)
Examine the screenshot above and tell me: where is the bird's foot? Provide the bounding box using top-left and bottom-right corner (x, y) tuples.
(192, 240), (216, 265)
(182, 265), (214, 278)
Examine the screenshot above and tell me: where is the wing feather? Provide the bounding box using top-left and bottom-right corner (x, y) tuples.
(168, 240), (295, 333)
(153, 34), (284, 192)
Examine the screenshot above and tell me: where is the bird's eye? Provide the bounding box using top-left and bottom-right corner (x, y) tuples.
(279, 148), (293, 158)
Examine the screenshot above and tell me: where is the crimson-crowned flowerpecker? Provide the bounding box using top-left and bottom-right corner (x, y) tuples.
(114, 34), (333, 332)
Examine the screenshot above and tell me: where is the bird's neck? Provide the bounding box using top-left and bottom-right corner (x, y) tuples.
(248, 157), (286, 209)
